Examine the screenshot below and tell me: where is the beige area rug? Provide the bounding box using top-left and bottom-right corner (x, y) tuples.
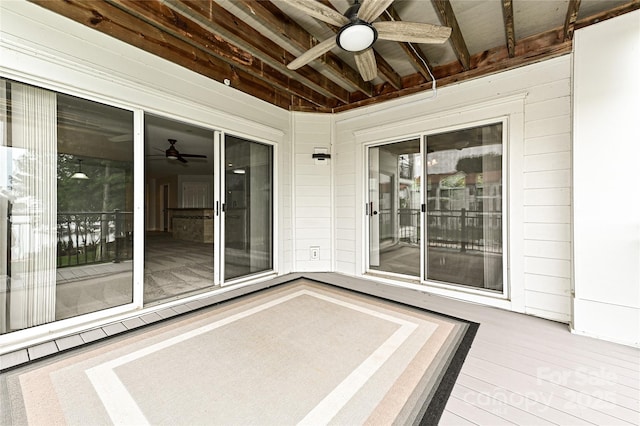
(0, 278), (478, 425)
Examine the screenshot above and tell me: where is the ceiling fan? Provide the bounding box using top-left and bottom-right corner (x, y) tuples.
(150, 139), (208, 163)
(285, 0), (452, 81)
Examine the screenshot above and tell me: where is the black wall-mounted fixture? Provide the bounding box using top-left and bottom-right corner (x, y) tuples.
(312, 153), (332, 160)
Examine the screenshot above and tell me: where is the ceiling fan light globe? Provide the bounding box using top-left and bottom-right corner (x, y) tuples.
(337, 22), (377, 52)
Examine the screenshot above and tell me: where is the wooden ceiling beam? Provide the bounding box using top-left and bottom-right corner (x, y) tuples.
(27, 0), (640, 113)
(106, 0), (334, 108)
(431, 0), (471, 71)
(165, 0), (351, 104)
(372, 49), (404, 91)
(379, 5), (434, 83)
(340, 26), (571, 111)
(575, 0), (640, 29)
(28, 0), (296, 109)
(563, 0), (582, 41)
(502, 0), (516, 58)
(233, 0), (373, 97)
(314, 0), (403, 90)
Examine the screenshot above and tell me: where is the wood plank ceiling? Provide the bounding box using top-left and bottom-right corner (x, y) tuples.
(29, 0), (640, 113)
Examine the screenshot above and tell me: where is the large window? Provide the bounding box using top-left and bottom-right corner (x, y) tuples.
(425, 123), (503, 292)
(1, 79), (134, 334)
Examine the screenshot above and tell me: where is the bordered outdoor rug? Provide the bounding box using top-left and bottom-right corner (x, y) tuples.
(0, 278), (478, 425)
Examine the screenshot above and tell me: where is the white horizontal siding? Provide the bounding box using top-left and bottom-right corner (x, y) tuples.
(524, 258), (571, 278)
(524, 152), (571, 171)
(524, 223), (571, 242)
(523, 240), (571, 260)
(524, 206), (570, 223)
(524, 170), (571, 189)
(522, 62), (572, 322)
(524, 274), (571, 295)
(524, 188), (570, 206)
(524, 133), (571, 155)
(292, 113), (333, 272)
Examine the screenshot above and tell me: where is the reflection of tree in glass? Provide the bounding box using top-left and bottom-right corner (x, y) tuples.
(456, 153), (502, 174)
(56, 154), (132, 264)
(57, 154), (130, 212)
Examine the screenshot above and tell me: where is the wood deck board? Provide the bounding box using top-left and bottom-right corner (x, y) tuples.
(470, 340), (640, 401)
(445, 392), (516, 425)
(303, 273), (640, 425)
(439, 409), (477, 425)
(449, 380), (558, 425)
(462, 356), (639, 424)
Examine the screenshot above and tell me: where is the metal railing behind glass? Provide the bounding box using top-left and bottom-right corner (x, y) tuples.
(56, 210), (133, 267)
(427, 208), (502, 254)
(376, 208), (502, 253)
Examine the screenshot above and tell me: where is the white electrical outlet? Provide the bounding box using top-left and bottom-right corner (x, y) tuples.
(310, 246), (320, 260)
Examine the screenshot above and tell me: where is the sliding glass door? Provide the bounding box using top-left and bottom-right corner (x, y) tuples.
(223, 135), (273, 281)
(366, 122), (505, 294)
(1, 78), (135, 334)
(425, 123), (504, 292)
(143, 119), (275, 301)
(143, 114), (216, 305)
(1, 81), (275, 340)
(367, 139), (421, 277)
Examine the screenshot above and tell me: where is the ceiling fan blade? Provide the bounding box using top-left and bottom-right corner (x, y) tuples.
(287, 37), (337, 70)
(358, 0), (395, 23)
(180, 154), (207, 158)
(282, 0), (349, 27)
(177, 156), (188, 163)
(354, 48), (378, 81)
(373, 21), (452, 44)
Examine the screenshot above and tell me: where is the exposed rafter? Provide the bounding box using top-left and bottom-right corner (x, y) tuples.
(163, 0), (351, 104)
(230, 0), (373, 97)
(431, 0), (470, 71)
(502, 0), (516, 58)
(379, 5), (435, 83)
(575, 0), (639, 29)
(563, 0), (582, 41)
(26, 0), (640, 112)
(343, 25), (574, 111)
(29, 0), (298, 109)
(106, 0), (331, 108)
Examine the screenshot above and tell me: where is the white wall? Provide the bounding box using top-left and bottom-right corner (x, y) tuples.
(573, 11), (640, 346)
(291, 113), (333, 271)
(333, 55), (573, 322)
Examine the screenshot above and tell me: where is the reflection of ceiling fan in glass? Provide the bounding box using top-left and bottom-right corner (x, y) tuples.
(147, 139), (208, 163)
(285, 0), (451, 81)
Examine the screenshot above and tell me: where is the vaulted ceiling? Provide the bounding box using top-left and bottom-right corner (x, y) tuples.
(30, 0), (639, 113)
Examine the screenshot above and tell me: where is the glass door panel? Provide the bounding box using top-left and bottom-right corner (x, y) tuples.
(367, 139), (421, 277)
(1, 79), (135, 334)
(224, 135), (273, 280)
(424, 123), (503, 292)
(143, 114), (216, 305)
